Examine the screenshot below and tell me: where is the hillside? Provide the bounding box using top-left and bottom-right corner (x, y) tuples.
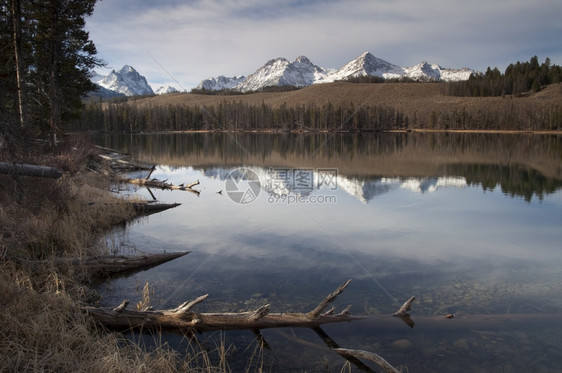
(125, 82), (562, 130)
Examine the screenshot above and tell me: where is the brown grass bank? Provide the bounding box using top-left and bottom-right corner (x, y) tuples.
(0, 136), (225, 372)
(129, 81), (562, 130)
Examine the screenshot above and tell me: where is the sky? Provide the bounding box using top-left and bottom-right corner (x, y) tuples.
(85, 0), (562, 91)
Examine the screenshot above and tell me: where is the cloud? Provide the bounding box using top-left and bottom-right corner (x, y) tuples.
(86, 0), (562, 89)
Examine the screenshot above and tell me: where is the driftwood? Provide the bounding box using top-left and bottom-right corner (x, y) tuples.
(95, 146), (200, 194)
(393, 296), (415, 317)
(392, 296), (416, 328)
(87, 200), (181, 218)
(0, 162), (62, 178)
(335, 348), (401, 373)
(60, 251), (190, 277)
(125, 177), (200, 195)
(85, 279), (359, 333)
(131, 201), (181, 215)
(96, 151), (153, 171)
(22, 251), (190, 279)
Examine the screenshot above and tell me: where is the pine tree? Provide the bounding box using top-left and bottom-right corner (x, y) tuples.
(27, 0), (100, 145)
(1, 0), (101, 146)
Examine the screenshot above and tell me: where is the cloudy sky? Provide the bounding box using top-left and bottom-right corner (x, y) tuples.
(86, 0), (562, 91)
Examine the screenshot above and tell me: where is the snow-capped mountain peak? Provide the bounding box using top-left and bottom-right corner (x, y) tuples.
(155, 85), (179, 95)
(331, 52), (404, 81)
(197, 52), (478, 92)
(233, 55), (330, 92)
(403, 61), (443, 81)
(403, 61), (474, 82)
(119, 65), (135, 74)
(196, 75), (247, 91)
(91, 65), (154, 97)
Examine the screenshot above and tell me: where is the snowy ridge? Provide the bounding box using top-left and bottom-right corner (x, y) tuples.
(325, 52), (404, 82)
(91, 65), (154, 96)
(198, 52), (478, 92)
(236, 56), (329, 92)
(196, 75), (246, 91)
(155, 85), (179, 95)
(404, 61), (474, 82)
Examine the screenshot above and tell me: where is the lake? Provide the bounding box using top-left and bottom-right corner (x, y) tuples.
(93, 132), (562, 372)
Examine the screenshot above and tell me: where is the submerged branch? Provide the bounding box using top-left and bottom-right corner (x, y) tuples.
(334, 348), (401, 373)
(85, 279), (359, 333)
(53, 251), (190, 278)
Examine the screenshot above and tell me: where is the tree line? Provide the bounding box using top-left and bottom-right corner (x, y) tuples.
(447, 56), (562, 97)
(1, 0), (99, 149)
(73, 100), (408, 132)
(74, 94), (561, 132)
(190, 84), (302, 95)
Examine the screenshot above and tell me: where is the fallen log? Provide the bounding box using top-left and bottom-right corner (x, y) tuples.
(20, 251), (190, 279)
(131, 201), (181, 215)
(87, 201), (181, 217)
(85, 279), (360, 333)
(0, 161), (62, 178)
(125, 177), (200, 195)
(68, 251), (190, 277)
(96, 152), (153, 171)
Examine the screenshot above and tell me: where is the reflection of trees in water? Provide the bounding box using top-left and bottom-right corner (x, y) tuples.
(446, 163), (562, 202)
(95, 132), (562, 201)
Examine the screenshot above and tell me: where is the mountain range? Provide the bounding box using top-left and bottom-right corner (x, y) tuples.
(90, 65), (178, 97)
(198, 52), (476, 92)
(90, 52), (477, 97)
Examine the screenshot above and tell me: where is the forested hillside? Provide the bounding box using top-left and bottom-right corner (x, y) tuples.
(75, 81), (562, 132)
(447, 56), (561, 97)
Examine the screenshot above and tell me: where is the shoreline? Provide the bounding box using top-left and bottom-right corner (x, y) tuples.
(74, 128), (562, 136)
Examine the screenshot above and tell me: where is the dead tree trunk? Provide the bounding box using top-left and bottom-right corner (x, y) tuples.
(10, 0), (25, 130)
(0, 162), (63, 178)
(22, 251), (190, 279)
(125, 177), (200, 193)
(130, 201), (181, 215)
(85, 279), (360, 333)
(96, 153), (153, 171)
(58, 251), (190, 277)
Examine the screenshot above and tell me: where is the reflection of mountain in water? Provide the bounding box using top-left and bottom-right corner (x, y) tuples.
(338, 176), (468, 203)
(202, 166), (468, 203)
(96, 132), (562, 202)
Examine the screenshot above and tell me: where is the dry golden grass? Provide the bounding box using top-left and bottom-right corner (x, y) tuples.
(0, 134), (271, 372)
(0, 136), (241, 372)
(130, 81), (562, 126)
(0, 263), (243, 372)
(0, 264), (196, 373)
(0, 172), (135, 260)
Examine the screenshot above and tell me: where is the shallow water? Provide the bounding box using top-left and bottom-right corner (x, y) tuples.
(94, 132), (562, 372)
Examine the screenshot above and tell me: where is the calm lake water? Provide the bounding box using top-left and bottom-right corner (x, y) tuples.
(93, 132), (562, 372)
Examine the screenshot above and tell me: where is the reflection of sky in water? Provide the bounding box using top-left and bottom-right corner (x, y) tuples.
(98, 163), (562, 372)
(102, 165), (562, 308)
(93, 132), (562, 371)
(129, 165), (562, 261)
